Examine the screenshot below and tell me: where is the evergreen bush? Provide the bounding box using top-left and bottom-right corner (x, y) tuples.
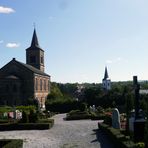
(28, 109), (38, 123)
(20, 111), (28, 123)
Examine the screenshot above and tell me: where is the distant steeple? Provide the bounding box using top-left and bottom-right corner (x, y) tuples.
(102, 66), (111, 91)
(103, 67), (109, 80)
(31, 29), (40, 47)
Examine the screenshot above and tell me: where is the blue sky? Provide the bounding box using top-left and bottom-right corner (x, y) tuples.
(1, 0), (148, 83)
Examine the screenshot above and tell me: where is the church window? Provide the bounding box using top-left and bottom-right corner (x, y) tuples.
(36, 78), (38, 91)
(44, 80), (46, 90)
(30, 56), (36, 63)
(40, 79), (42, 91)
(48, 80), (50, 91)
(41, 56), (44, 64)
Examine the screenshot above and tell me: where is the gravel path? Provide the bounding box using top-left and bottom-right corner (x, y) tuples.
(0, 114), (114, 148)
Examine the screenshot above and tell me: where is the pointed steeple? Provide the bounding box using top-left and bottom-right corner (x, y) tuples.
(102, 66), (111, 91)
(31, 29), (40, 47)
(103, 67), (109, 80)
(26, 28), (45, 72)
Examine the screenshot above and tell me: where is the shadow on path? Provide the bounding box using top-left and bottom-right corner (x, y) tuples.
(91, 129), (115, 148)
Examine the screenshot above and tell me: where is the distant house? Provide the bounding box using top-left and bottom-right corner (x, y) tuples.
(0, 29), (50, 109)
(102, 67), (111, 91)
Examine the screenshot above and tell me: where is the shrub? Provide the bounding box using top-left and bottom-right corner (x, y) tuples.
(66, 110), (91, 120)
(79, 103), (87, 111)
(20, 111), (29, 123)
(90, 112), (106, 120)
(28, 110), (38, 123)
(103, 114), (112, 126)
(135, 142), (145, 148)
(37, 118), (54, 124)
(46, 100), (87, 113)
(16, 106), (36, 113)
(1, 139), (23, 148)
(0, 122), (54, 131)
(98, 123), (135, 148)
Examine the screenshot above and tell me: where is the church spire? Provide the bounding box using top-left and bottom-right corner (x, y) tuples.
(31, 28), (40, 47)
(103, 67), (109, 80)
(26, 28), (45, 72)
(102, 66), (111, 91)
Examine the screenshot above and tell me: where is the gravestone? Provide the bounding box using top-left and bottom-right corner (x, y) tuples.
(112, 108), (121, 129)
(129, 110), (135, 132)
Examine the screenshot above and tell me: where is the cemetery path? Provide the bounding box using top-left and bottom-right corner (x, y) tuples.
(0, 114), (114, 148)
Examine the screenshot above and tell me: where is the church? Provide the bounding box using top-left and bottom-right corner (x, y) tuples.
(0, 29), (50, 109)
(102, 67), (111, 91)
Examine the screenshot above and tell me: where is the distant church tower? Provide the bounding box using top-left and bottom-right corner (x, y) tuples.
(26, 29), (45, 72)
(102, 67), (111, 91)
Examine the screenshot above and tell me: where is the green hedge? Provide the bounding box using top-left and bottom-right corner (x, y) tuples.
(0, 139), (23, 148)
(66, 110), (91, 120)
(46, 100), (87, 113)
(0, 119), (54, 131)
(98, 123), (136, 148)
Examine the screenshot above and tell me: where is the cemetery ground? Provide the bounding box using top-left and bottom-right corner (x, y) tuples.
(0, 113), (114, 148)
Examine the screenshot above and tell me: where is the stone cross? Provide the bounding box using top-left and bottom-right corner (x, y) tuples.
(133, 76), (140, 120)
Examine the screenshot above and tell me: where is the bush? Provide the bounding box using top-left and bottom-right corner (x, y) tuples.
(0, 121), (54, 131)
(20, 111), (29, 123)
(37, 118), (54, 124)
(66, 110), (91, 120)
(103, 114), (112, 126)
(16, 106), (36, 113)
(135, 142), (145, 148)
(28, 110), (38, 123)
(0, 139), (23, 148)
(98, 123), (135, 148)
(46, 100), (87, 113)
(0, 119), (9, 124)
(90, 112), (106, 120)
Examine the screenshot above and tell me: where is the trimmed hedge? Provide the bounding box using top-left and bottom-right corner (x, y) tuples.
(0, 139), (23, 148)
(98, 123), (135, 148)
(66, 110), (91, 120)
(0, 119), (54, 131)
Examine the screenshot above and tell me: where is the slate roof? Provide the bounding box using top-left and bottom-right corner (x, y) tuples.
(103, 67), (109, 80)
(26, 28), (44, 51)
(15, 59), (50, 77)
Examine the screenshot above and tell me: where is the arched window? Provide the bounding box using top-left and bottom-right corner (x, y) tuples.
(44, 80), (46, 91)
(40, 79), (42, 91)
(48, 80), (50, 91)
(41, 56), (44, 64)
(36, 78), (38, 91)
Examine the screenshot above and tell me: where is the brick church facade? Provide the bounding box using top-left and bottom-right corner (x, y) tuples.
(0, 29), (50, 109)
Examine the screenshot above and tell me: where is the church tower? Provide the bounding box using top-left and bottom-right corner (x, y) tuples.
(102, 67), (111, 91)
(26, 29), (45, 72)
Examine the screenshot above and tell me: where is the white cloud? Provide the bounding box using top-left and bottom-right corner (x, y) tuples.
(0, 6), (15, 14)
(0, 40), (4, 44)
(6, 43), (20, 48)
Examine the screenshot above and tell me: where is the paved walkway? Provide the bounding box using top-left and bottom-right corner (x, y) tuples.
(0, 114), (114, 148)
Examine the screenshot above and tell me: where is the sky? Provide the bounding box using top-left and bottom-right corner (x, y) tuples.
(1, 0), (148, 83)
